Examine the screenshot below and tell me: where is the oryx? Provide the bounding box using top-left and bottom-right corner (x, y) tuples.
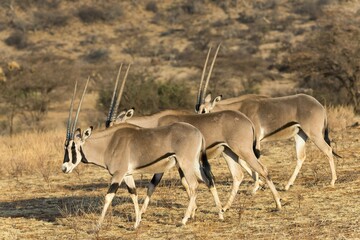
(106, 65), (282, 213)
(62, 77), (224, 230)
(196, 47), (341, 191)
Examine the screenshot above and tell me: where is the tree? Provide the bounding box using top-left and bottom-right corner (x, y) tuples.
(0, 59), (73, 135)
(282, 9), (360, 112)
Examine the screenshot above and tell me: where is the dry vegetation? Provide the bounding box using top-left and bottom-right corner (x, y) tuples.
(0, 114), (359, 239)
(1, 0), (360, 239)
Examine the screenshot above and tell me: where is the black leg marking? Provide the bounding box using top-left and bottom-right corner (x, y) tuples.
(127, 186), (137, 195)
(178, 168), (185, 179)
(298, 128), (308, 142)
(107, 183), (119, 194)
(150, 173), (164, 187)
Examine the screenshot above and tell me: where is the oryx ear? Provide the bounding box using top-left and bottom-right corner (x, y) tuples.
(82, 126), (93, 141)
(116, 108), (135, 123)
(74, 128), (82, 140)
(213, 95), (222, 104)
(204, 93), (212, 103)
(125, 108), (134, 120)
(115, 110), (127, 123)
(208, 95), (222, 112)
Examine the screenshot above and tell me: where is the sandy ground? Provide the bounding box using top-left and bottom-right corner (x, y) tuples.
(0, 127), (359, 240)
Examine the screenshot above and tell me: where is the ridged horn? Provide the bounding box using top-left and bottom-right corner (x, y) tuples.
(105, 64), (123, 128)
(66, 81), (78, 141)
(202, 43), (221, 103)
(111, 64), (131, 123)
(71, 76), (90, 136)
(196, 47), (212, 111)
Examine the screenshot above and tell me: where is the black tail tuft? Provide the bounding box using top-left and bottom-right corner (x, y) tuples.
(324, 127), (342, 158)
(200, 152), (215, 185)
(324, 127), (331, 146)
(253, 139), (261, 159)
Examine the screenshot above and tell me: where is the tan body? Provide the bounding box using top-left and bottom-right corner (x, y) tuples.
(201, 93), (338, 190)
(123, 110), (282, 213)
(63, 122), (223, 229)
(62, 78), (223, 230)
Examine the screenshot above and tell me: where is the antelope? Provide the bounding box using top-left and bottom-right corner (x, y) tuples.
(107, 64), (282, 214)
(196, 47), (341, 191)
(62, 76), (224, 230)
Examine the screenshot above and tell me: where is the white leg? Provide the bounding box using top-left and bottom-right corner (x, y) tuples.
(140, 173), (163, 215)
(124, 176), (141, 229)
(312, 136), (337, 186)
(238, 158), (261, 194)
(222, 152), (244, 212)
(285, 133), (307, 190)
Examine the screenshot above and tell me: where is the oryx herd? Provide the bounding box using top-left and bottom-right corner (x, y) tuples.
(62, 45), (340, 230)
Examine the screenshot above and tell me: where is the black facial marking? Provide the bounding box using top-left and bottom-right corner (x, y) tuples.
(63, 149), (70, 163)
(71, 142), (77, 164)
(107, 183), (119, 194)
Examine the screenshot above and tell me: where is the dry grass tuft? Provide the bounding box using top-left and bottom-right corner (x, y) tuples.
(326, 105), (356, 132)
(0, 130), (63, 181)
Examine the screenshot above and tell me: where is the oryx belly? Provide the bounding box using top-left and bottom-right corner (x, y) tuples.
(130, 155), (177, 174)
(260, 124), (301, 142)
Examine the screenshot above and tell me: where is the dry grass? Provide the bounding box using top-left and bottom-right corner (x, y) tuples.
(0, 130), (63, 183)
(327, 105), (356, 132)
(0, 107), (359, 239)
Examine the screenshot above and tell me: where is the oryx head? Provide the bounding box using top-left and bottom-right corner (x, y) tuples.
(197, 93), (222, 114)
(105, 64), (131, 128)
(62, 77), (90, 174)
(62, 127), (93, 173)
(195, 44), (221, 114)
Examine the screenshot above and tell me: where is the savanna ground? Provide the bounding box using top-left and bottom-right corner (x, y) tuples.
(1, 0), (360, 239)
(0, 119), (359, 239)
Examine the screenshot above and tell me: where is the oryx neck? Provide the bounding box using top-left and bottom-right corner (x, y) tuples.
(127, 109), (191, 128)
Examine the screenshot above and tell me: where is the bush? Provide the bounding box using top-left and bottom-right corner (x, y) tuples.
(97, 70), (194, 118)
(145, 2), (158, 12)
(33, 11), (69, 30)
(77, 5), (122, 23)
(11, 0), (61, 10)
(82, 49), (109, 63)
(4, 31), (29, 49)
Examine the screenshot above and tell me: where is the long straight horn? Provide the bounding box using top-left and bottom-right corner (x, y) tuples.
(202, 43), (221, 103)
(106, 64), (123, 128)
(112, 64), (131, 122)
(196, 47), (212, 110)
(66, 81), (78, 141)
(71, 76), (90, 136)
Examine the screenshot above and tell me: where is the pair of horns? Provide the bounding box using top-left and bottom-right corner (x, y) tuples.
(105, 63), (131, 128)
(66, 77), (90, 141)
(196, 44), (221, 109)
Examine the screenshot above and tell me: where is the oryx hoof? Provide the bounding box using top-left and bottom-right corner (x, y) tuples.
(191, 207), (197, 219)
(330, 180), (336, 187)
(251, 188), (259, 195)
(284, 184), (292, 191)
(180, 218), (188, 226)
